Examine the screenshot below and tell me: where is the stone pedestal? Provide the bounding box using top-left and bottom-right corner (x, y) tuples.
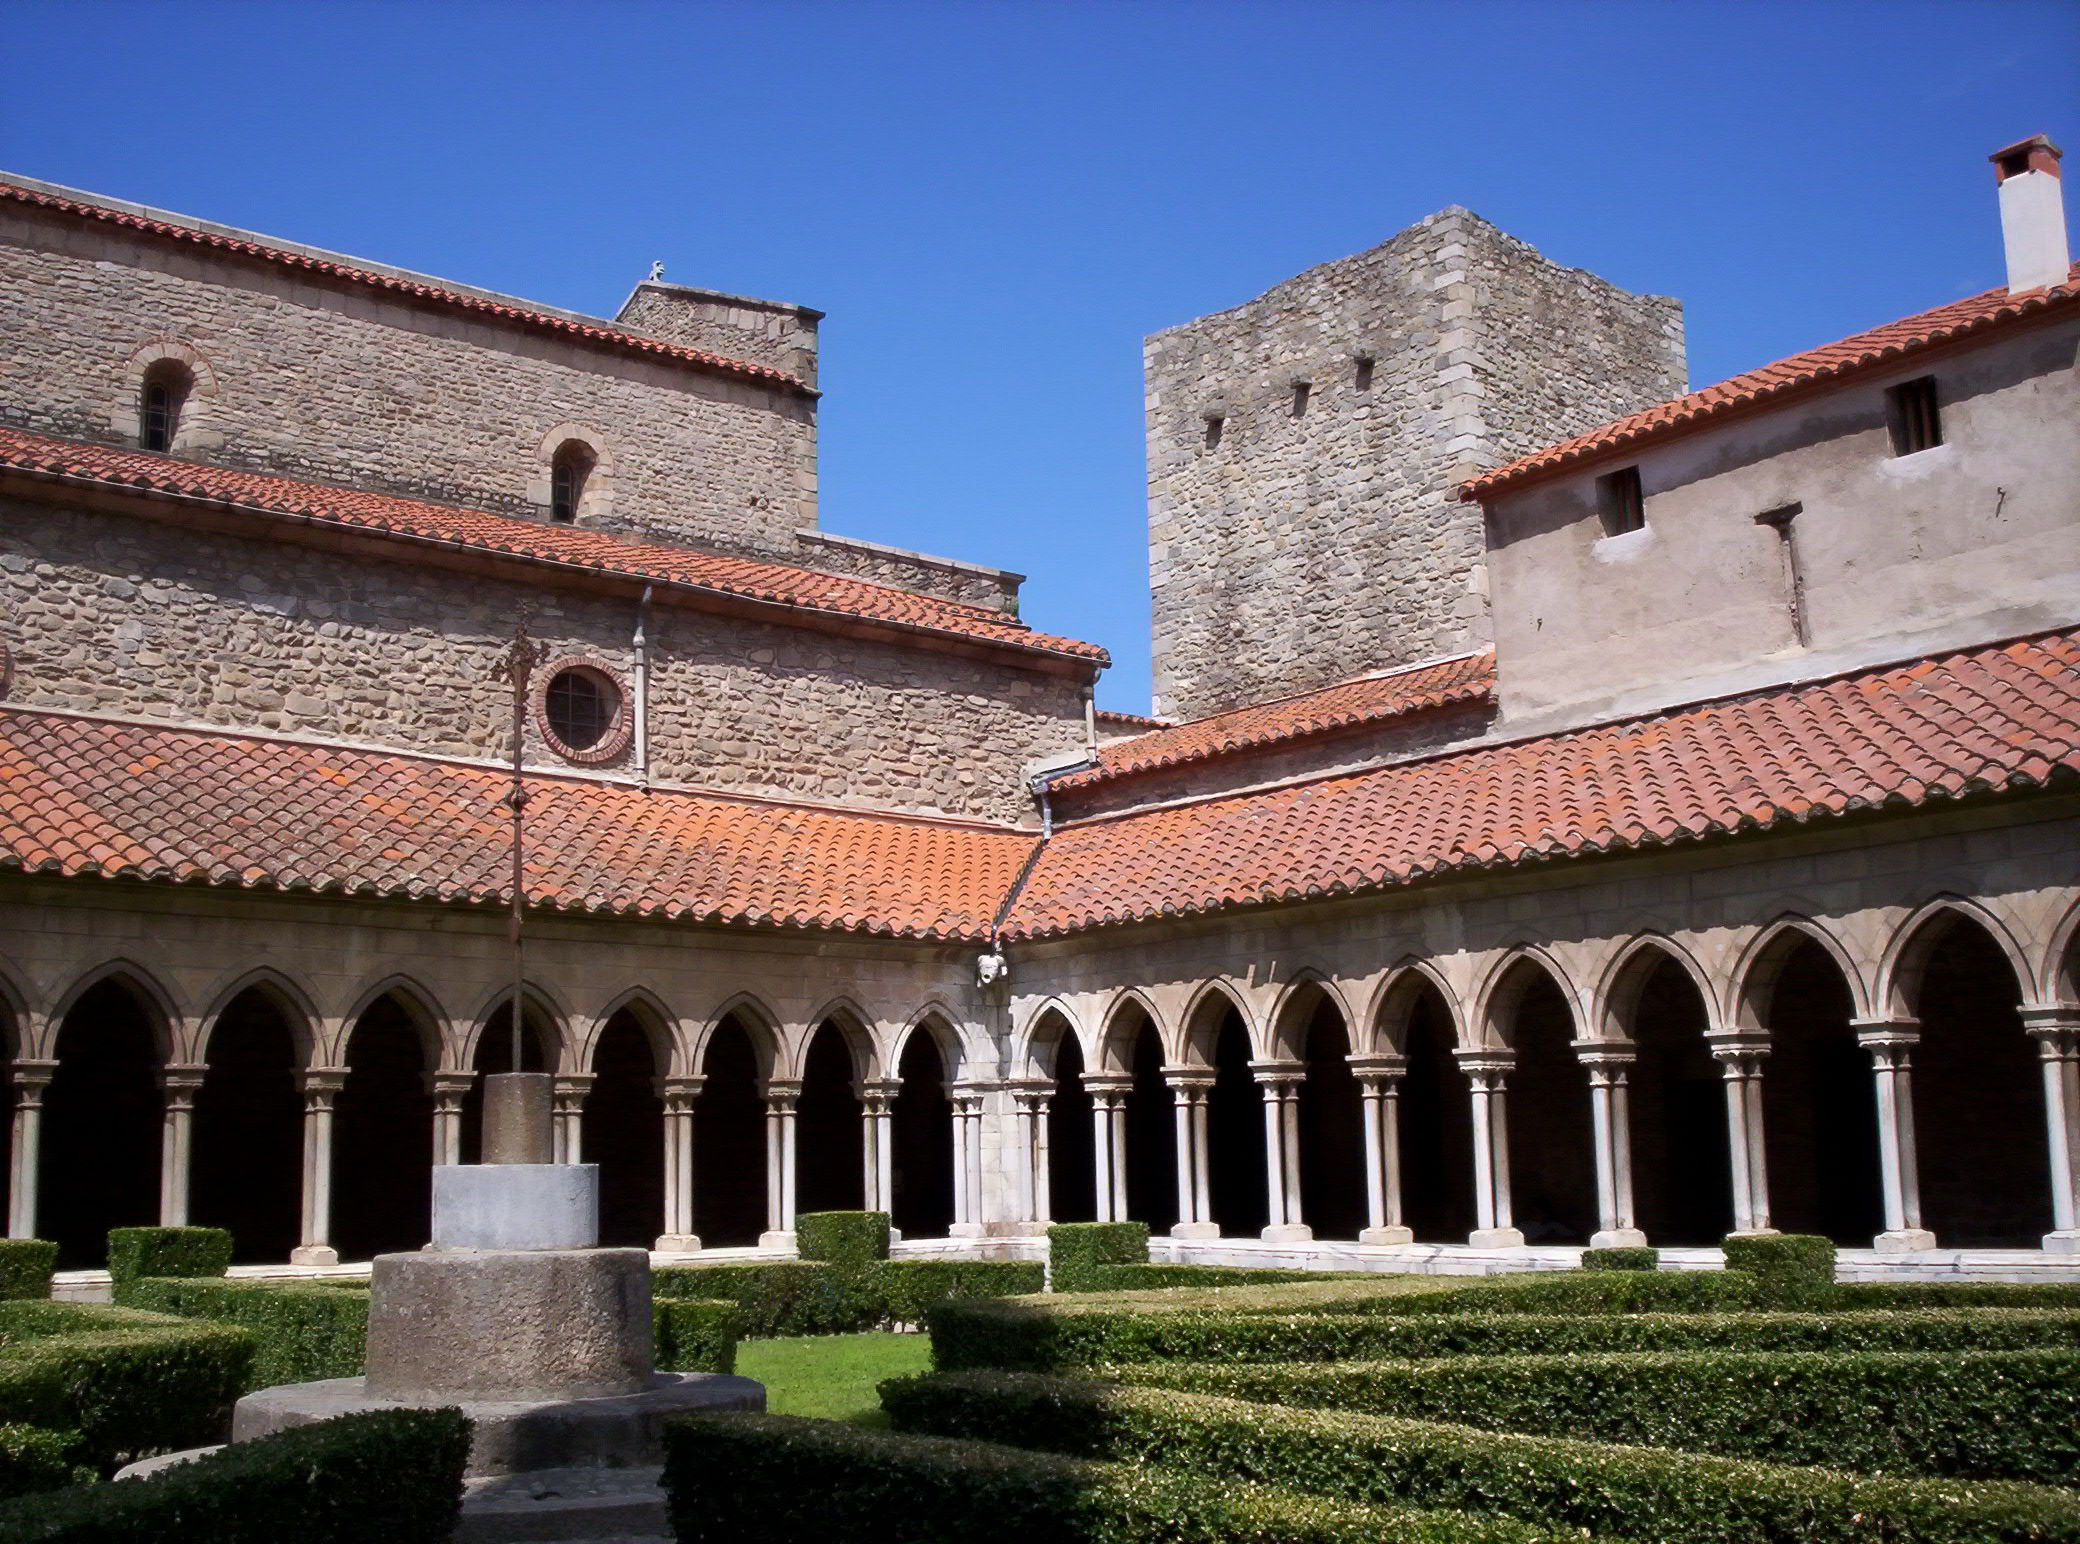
(1169, 1221), (1221, 1240)
(1359, 1225), (1414, 1245)
(366, 1247), (647, 1401)
(432, 1164), (598, 1252)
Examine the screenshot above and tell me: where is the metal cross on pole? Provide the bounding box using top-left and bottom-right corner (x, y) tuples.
(491, 618), (550, 1072)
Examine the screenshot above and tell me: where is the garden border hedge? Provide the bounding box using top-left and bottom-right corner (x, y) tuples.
(104, 1229), (232, 1287)
(0, 1407), (469, 1544)
(0, 1247), (55, 1304)
(882, 1371), (2080, 1544)
(654, 1259), (1040, 1336)
(112, 1277), (368, 1389)
(1045, 1222), (1148, 1292)
(653, 1298), (740, 1373)
(1111, 1346), (2080, 1484)
(663, 1409), (1566, 1543)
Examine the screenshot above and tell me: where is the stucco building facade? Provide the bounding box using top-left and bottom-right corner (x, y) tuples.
(1, 140), (2075, 1280)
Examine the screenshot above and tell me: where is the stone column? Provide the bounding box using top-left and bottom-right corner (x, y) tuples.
(1350, 1054), (1412, 1245)
(1250, 1062), (1310, 1243)
(429, 1071), (473, 1167)
(1710, 1035), (1776, 1238)
(2022, 1008), (2080, 1253)
(1164, 1067), (1218, 1238)
(1572, 1041), (1644, 1247)
(157, 1063), (206, 1227)
(760, 1080), (801, 1249)
(1855, 1017), (1937, 1252)
(550, 1073), (592, 1165)
(1458, 1051), (1524, 1248)
(1012, 1083), (1052, 1227)
(859, 1079), (899, 1222)
(7, 1060), (56, 1240)
(655, 1074), (702, 1252)
(949, 1087), (988, 1237)
(291, 1067), (346, 1266)
(1083, 1074), (1131, 1223)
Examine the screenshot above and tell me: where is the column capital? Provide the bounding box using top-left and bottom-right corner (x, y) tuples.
(296, 1066), (348, 1099)
(1347, 1053), (1407, 1081)
(1454, 1049), (1515, 1079)
(158, 1063), (208, 1100)
(1161, 1064), (1217, 1092)
(8, 1059), (58, 1094)
(2021, 1004), (2080, 1055)
(1570, 1038), (1637, 1069)
(857, 1077), (903, 1102)
(1852, 1016), (1921, 1053)
(427, 1070), (475, 1108)
(1247, 1059), (1306, 1089)
(552, 1072), (595, 1094)
(761, 1079), (802, 1113)
(1707, 1032), (1771, 1072)
(1081, 1073), (1134, 1099)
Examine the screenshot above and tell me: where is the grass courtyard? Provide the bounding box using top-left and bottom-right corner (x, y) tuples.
(734, 1330), (930, 1425)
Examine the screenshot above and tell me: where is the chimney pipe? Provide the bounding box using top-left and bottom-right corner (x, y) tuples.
(1990, 134), (2070, 294)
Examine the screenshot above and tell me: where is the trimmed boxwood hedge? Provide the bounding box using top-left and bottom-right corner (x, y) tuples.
(0, 1407), (469, 1544)
(882, 1371), (2080, 1544)
(1581, 1246), (1657, 1271)
(0, 1248), (56, 1304)
(1077, 1263), (1356, 1291)
(655, 1259), (1040, 1337)
(795, 1211), (891, 1266)
(662, 1409), (1566, 1543)
(1724, 1233), (1837, 1304)
(112, 1278), (368, 1388)
(653, 1298), (739, 1373)
(0, 1427), (90, 1503)
(103, 1229), (232, 1287)
(1828, 1280), (2080, 1310)
(1045, 1222), (1148, 1292)
(0, 1303), (253, 1470)
(928, 1295), (2080, 1371)
(1112, 1347), (2080, 1484)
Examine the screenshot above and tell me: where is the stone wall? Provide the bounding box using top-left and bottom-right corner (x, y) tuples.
(1145, 208), (1685, 721)
(616, 282), (821, 388)
(0, 496), (1090, 825)
(790, 531), (1023, 615)
(0, 202), (817, 555)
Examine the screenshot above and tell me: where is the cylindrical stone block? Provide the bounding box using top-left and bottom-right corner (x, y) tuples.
(483, 1072), (554, 1163)
(365, 1247), (652, 1400)
(433, 1163), (598, 1251)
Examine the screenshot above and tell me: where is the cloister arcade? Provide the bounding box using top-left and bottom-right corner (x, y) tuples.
(1008, 898), (2080, 1259)
(0, 961), (991, 1269)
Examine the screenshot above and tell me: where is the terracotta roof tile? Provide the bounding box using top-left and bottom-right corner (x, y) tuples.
(0, 427), (1107, 668)
(1005, 631), (2080, 938)
(1458, 265), (2080, 501)
(0, 712), (1036, 941)
(1057, 653), (1494, 790)
(0, 179), (808, 394)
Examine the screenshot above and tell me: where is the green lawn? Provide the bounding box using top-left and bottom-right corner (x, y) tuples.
(736, 1331), (933, 1425)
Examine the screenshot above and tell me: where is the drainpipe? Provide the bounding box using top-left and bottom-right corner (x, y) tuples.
(632, 583), (653, 787)
(980, 754), (1094, 978)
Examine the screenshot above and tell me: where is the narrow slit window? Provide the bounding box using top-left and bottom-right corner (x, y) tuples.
(1353, 357), (1375, 392)
(550, 440), (595, 523)
(1596, 466), (1645, 536)
(1886, 377), (1942, 456)
(1290, 381), (1311, 417)
(140, 362), (192, 453)
(1203, 415), (1224, 450)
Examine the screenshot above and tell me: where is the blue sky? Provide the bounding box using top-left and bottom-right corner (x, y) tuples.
(4, 0), (2074, 713)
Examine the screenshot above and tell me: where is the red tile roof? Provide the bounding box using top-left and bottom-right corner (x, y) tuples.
(0, 179), (809, 394)
(0, 427), (1107, 669)
(1056, 653), (1494, 791)
(0, 711), (1036, 941)
(1003, 630), (2080, 939)
(1458, 265), (2080, 501)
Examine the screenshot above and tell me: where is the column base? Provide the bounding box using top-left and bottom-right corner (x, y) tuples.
(1589, 1229), (1647, 1249)
(1169, 1221), (1221, 1240)
(2042, 1230), (2080, 1255)
(946, 1222), (986, 1238)
(1358, 1225), (1414, 1245)
(289, 1244), (339, 1267)
(1259, 1223), (1314, 1243)
(1724, 1228), (1782, 1240)
(1467, 1227), (1526, 1249)
(757, 1230), (797, 1252)
(652, 1234), (703, 1254)
(887, 1227), (903, 1244)
(1873, 1228), (1938, 1253)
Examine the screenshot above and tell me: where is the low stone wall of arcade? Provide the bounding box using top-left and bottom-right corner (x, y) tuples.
(0, 880), (1012, 1269)
(1004, 795), (2080, 1259)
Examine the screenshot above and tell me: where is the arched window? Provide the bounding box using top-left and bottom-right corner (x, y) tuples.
(140, 361), (193, 453)
(550, 440), (595, 524)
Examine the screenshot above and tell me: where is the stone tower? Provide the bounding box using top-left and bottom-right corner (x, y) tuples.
(1145, 208), (1687, 721)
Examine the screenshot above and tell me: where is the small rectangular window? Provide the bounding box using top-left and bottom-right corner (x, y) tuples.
(1203, 415), (1224, 449)
(1596, 466), (1645, 536)
(1291, 382), (1311, 417)
(1886, 377), (1942, 456)
(1353, 357), (1375, 391)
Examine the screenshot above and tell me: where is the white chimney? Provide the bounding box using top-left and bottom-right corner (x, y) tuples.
(1990, 135), (2070, 294)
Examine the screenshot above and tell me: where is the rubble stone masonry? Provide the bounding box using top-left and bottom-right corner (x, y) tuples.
(0, 499), (1089, 825)
(1145, 208), (1686, 721)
